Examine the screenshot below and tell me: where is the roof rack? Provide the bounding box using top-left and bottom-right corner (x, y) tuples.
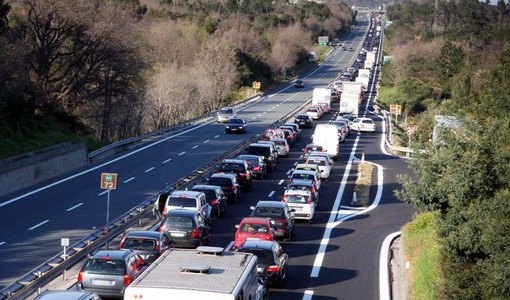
(196, 246), (224, 255)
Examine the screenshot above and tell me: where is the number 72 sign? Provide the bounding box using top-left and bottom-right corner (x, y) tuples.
(101, 173), (118, 190)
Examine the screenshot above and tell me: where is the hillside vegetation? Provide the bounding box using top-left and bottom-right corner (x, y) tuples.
(0, 0), (353, 159)
(383, 0), (510, 299)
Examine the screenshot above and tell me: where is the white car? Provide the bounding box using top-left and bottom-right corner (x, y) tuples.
(162, 190), (212, 222)
(306, 107), (321, 120)
(217, 106), (236, 123)
(295, 163), (322, 179)
(282, 189), (316, 222)
(306, 155), (332, 179)
(308, 151), (334, 166)
(270, 138), (290, 157)
(350, 117), (376, 132)
(289, 169), (321, 191)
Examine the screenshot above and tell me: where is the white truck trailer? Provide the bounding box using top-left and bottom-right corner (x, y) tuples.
(312, 87), (333, 106)
(123, 246), (260, 300)
(339, 92), (362, 117)
(364, 51), (377, 70)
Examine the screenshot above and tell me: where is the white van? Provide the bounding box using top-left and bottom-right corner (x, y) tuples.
(312, 124), (339, 159)
(163, 190), (211, 221)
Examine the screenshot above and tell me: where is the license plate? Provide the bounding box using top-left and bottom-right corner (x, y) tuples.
(171, 232), (185, 237)
(257, 267), (263, 273)
(293, 206), (303, 211)
(93, 279), (112, 286)
(231, 128), (237, 131)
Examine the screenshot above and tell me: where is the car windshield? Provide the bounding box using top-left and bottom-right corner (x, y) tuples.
(248, 146), (270, 156)
(240, 223), (269, 233)
(208, 177), (231, 186)
(164, 216), (193, 230)
(221, 163), (245, 172)
(122, 238), (156, 251)
(229, 119), (244, 124)
(297, 115), (308, 120)
(220, 108), (233, 114)
(240, 249), (275, 265)
(82, 258), (126, 275)
(292, 173), (314, 181)
(167, 196), (196, 208)
(253, 206), (284, 218)
(286, 194), (308, 203)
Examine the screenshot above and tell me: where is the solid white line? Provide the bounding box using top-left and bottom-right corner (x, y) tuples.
(278, 180), (285, 185)
(178, 151), (186, 156)
(28, 220), (49, 231)
(98, 190), (108, 196)
(0, 242), (5, 246)
(66, 203), (83, 211)
(163, 158), (172, 163)
(123, 177), (135, 183)
(0, 121), (215, 208)
(268, 191), (275, 197)
(214, 135), (220, 138)
(144, 167), (155, 173)
(192, 145), (198, 149)
(302, 290), (314, 300)
(203, 140), (210, 144)
(380, 231), (402, 300)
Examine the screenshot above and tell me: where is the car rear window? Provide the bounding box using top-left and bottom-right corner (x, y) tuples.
(164, 216), (193, 230)
(209, 177), (232, 186)
(221, 163), (245, 172)
(82, 258), (126, 275)
(292, 173), (314, 181)
(247, 146), (270, 156)
(167, 196), (196, 208)
(122, 238), (156, 251)
(253, 207), (284, 218)
(193, 189), (215, 202)
(274, 140), (285, 146)
(286, 194), (308, 203)
(240, 249), (275, 265)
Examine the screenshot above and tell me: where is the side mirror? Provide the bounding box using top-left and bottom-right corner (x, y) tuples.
(249, 206), (255, 211)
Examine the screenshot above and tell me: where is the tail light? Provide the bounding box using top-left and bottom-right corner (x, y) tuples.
(276, 219), (287, 225)
(240, 173), (247, 178)
(252, 166), (260, 171)
(281, 195), (288, 202)
(211, 198), (218, 205)
(191, 228), (200, 238)
(229, 186), (235, 191)
(155, 241), (160, 252)
(118, 236), (126, 249)
(266, 265), (280, 273)
(158, 223), (165, 232)
(123, 274), (131, 287)
(77, 272), (83, 284)
(306, 196), (313, 204)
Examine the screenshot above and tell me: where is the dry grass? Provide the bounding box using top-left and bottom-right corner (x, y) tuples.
(354, 162), (373, 206)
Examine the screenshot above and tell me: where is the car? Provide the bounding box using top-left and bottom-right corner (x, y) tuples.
(334, 118), (352, 135)
(300, 144), (324, 161)
(341, 46), (347, 51)
(191, 184), (228, 218)
(308, 150), (334, 166)
(280, 129), (295, 146)
(279, 125), (300, 141)
(350, 117), (376, 132)
(233, 217), (274, 249)
(34, 291), (102, 300)
(295, 163), (322, 179)
(318, 102), (331, 114)
(309, 105), (324, 118)
(208, 173), (241, 203)
(237, 154), (267, 180)
(306, 155), (332, 179)
(289, 169), (321, 191)
(249, 201), (295, 241)
(270, 138), (290, 157)
(118, 230), (173, 264)
(282, 123), (302, 140)
(247, 143), (277, 172)
(216, 158), (253, 191)
(282, 188), (316, 222)
(162, 190), (212, 222)
(159, 209), (211, 248)
(294, 114), (313, 128)
(286, 178), (319, 204)
(306, 106), (321, 120)
(77, 249), (147, 299)
(235, 240), (289, 288)
(225, 117), (247, 134)
(330, 120), (349, 141)
(217, 106), (236, 123)
(340, 113), (356, 123)
(348, 47), (354, 51)
(294, 79), (304, 88)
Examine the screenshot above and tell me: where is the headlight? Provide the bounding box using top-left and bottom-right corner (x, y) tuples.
(226, 126), (230, 129)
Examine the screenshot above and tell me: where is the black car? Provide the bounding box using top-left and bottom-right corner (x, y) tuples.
(294, 79), (304, 88)
(237, 154), (267, 180)
(236, 240), (289, 288)
(217, 158), (253, 191)
(191, 184), (228, 218)
(208, 173), (241, 203)
(247, 143), (277, 172)
(118, 230), (173, 264)
(225, 117), (247, 134)
(250, 201), (295, 241)
(159, 209), (211, 248)
(294, 114), (312, 128)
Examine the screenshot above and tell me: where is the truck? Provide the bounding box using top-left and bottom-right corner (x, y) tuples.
(342, 81), (365, 94)
(364, 51), (377, 70)
(355, 75), (370, 90)
(123, 246), (260, 300)
(312, 124), (339, 159)
(312, 87), (333, 106)
(339, 91), (362, 117)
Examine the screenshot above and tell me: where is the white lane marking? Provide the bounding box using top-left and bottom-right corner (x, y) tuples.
(272, 106), (276, 109)
(0, 242), (5, 246)
(203, 140), (210, 144)
(286, 169), (292, 175)
(98, 190), (108, 196)
(278, 180), (285, 185)
(144, 167), (155, 173)
(192, 145), (199, 149)
(66, 203), (83, 211)
(163, 158), (172, 164)
(28, 220), (49, 231)
(302, 290), (314, 300)
(178, 151), (186, 156)
(262, 112), (267, 114)
(257, 114), (262, 117)
(214, 135), (220, 138)
(123, 177), (135, 183)
(380, 231), (402, 300)
(252, 117), (256, 120)
(276, 104), (280, 107)
(0, 121), (215, 208)
(268, 191), (275, 197)
(293, 162), (298, 166)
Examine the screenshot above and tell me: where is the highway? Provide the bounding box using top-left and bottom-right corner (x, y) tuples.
(0, 15), (415, 300)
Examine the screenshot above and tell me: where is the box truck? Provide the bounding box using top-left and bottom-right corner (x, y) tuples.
(312, 124), (339, 159)
(339, 92), (361, 117)
(123, 246), (259, 300)
(364, 51), (377, 70)
(312, 88), (333, 106)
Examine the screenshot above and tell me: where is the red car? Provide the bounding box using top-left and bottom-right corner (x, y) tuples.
(233, 217), (274, 249)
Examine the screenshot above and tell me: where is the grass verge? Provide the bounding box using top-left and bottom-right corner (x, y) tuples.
(402, 212), (443, 300)
(354, 161), (373, 206)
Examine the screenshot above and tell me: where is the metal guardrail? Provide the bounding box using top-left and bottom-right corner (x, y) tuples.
(0, 94), (311, 300)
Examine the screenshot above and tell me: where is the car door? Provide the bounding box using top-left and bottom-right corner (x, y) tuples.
(200, 194), (211, 221)
(196, 214), (210, 243)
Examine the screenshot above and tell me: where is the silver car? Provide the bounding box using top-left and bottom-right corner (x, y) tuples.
(217, 106), (236, 123)
(78, 249), (147, 299)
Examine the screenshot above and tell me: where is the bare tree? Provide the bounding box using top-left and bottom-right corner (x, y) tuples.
(269, 23), (311, 74)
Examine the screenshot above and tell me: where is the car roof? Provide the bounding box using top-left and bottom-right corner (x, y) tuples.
(35, 291), (101, 300)
(255, 200), (286, 208)
(292, 169), (317, 176)
(123, 230), (164, 239)
(284, 189), (311, 195)
(92, 249), (133, 260)
(289, 179), (314, 186)
(166, 209), (198, 217)
(307, 155), (328, 161)
(169, 190), (203, 198)
(238, 240), (277, 251)
(192, 184), (221, 191)
(296, 163), (319, 169)
(249, 143), (271, 148)
(210, 172), (236, 179)
(309, 151), (330, 156)
(238, 154), (261, 160)
(240, 217), (271, 224)
(222, 158), (246, 164)
(270, 138), (287, 142)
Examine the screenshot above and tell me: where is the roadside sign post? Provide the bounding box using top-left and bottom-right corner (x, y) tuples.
(100, 173), (118, 248)
(61, 238), (69, 279)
